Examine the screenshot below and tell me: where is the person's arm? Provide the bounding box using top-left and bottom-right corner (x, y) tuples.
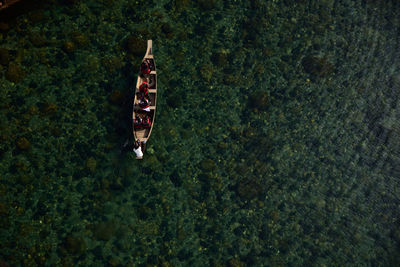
(148, 76), (155, 88)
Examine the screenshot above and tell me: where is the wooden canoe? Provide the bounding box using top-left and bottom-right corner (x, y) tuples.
(132, 40), (156, 159)
(0, 0), (21, 11)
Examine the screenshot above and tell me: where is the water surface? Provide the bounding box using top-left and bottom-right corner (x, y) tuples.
(0, 0), (400, 266)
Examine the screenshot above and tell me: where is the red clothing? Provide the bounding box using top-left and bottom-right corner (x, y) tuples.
(141, 61), (151, 74)
(142, 116), (151, 128)
(139, 98), (150, 109)
(139, 82), (149, 95)
(133, 116), (142, 128)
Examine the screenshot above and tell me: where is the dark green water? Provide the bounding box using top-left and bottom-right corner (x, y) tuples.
(1, 0), (400, 266)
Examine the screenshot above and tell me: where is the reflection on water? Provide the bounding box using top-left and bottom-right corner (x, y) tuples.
(0, 0), (400, 265)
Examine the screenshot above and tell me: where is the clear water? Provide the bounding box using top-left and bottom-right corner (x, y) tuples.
(1, 0), (400, 266)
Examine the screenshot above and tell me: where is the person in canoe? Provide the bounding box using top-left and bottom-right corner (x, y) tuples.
(133, 139), (143, 158)
(139, 96), (151, 112)
(142, 115), (151, 128)
(140, 59), (152, 76)
(139, 81), (149, 95)
(133, 115), (142, 128)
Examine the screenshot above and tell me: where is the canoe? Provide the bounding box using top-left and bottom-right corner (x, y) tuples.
(132, 40), (157, 159)
(0, 0), (21, 11)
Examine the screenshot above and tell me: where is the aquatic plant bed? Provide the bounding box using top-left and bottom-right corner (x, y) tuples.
(0, 0), (400, 265)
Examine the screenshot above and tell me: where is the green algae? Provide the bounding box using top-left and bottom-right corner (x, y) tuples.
(0, 0), (399, 266)
(0, 48), (10, 65)
(5, 64), (25, 82)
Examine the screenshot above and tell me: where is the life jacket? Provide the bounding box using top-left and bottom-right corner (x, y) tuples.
(139, 98), (150, 109)
(133, 116), (142, 128)
(141, 61), (151, 74)
(142, 116), (151, 128)
(139, 82), (149, 95)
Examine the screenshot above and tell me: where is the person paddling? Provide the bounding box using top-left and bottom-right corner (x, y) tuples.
(142, 115), (151, 128)
(140, 59), (151, 75)
(133, 139), (143, 158)
(139, 96), (150, 112)
(133, 115), (142, 128)
(139, 81), (149, 95)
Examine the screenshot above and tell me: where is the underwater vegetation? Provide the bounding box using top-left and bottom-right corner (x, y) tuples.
(0, 0), (400, 266)
(5, 64), (25, 82)
(0, 48), (10, 65)
(126, 35), (147, 57)
(301, 55), (334, 77)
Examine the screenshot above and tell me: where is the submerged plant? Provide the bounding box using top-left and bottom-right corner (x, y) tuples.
(5, 64), (25, 82)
